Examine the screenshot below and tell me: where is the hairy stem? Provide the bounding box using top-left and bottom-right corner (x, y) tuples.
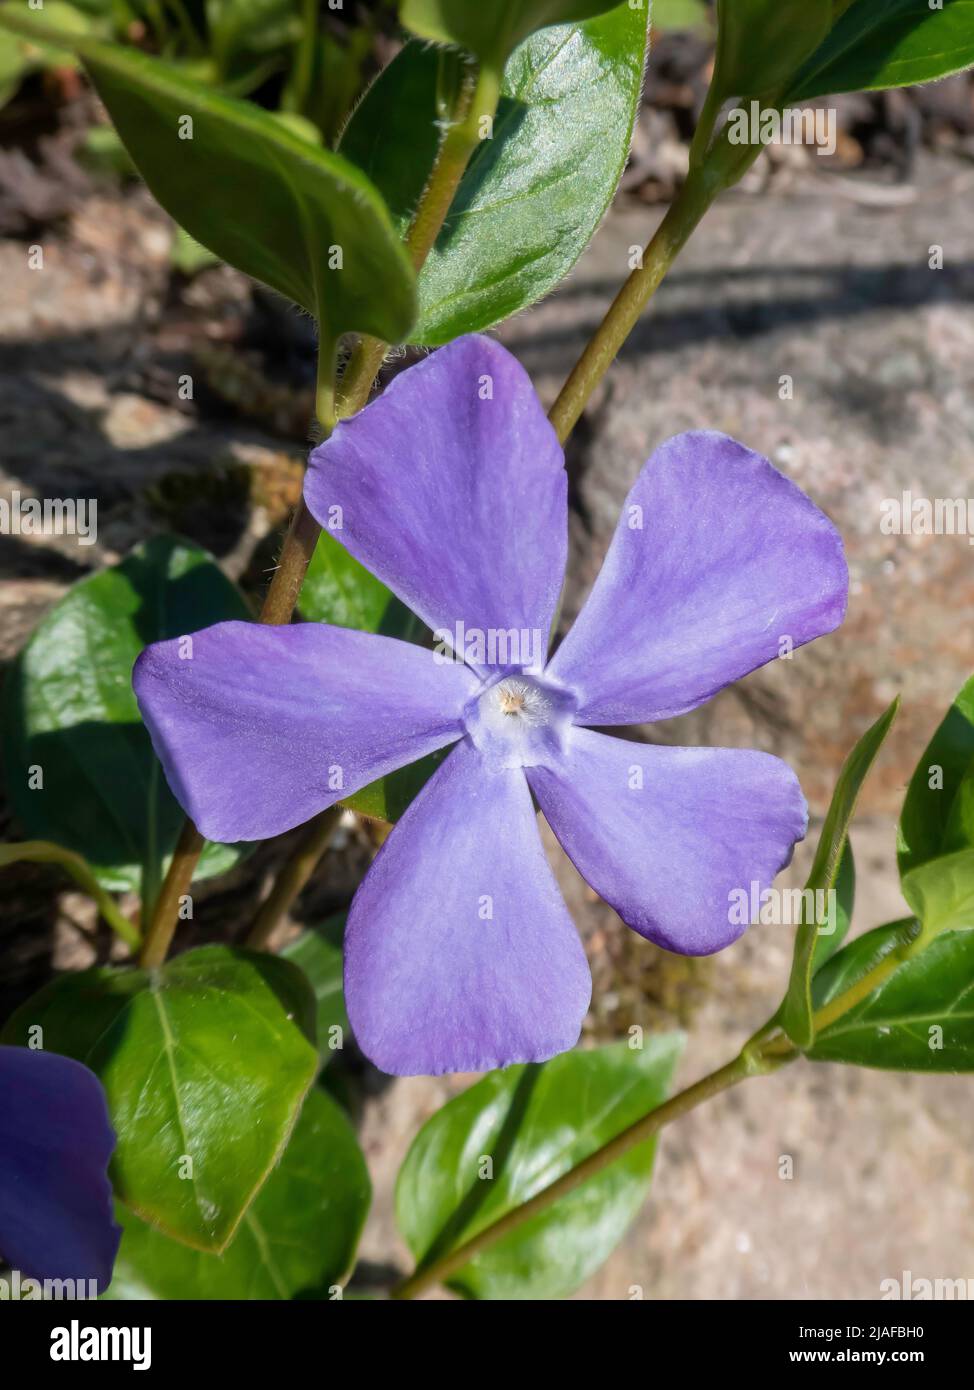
(139, 56), (502, 968)
(392, 933), (912, 1299)
(290, 0), (318, 115)
(246, 806), (343, 951)
(392, 1050), (763, 1299)
(548, 133), (762, 444)
(139, 820), (202, 968)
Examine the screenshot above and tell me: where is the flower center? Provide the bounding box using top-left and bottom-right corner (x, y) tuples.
(464, 673), (577, 770)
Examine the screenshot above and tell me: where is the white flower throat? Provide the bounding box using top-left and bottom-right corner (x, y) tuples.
(465, 673), (576, 770)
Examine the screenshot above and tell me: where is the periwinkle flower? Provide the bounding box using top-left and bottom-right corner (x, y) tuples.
(0, 1046), (120, 1291)
(134, 336), (847, 1076)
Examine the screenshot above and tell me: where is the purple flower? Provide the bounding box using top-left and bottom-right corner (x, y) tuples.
(0, 1046), (120, 1292)
(134, 335), (847, 1077)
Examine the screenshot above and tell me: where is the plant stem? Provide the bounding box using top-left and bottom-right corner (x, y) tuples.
(392, 1050), (762, 1300)
(246, 806), (342, 951)
(291, 0), (318, 115)
(139, 820), (202, 968)
(393, 919), (922, 1299)
(336, 58), (503, 416)
(548, 134), (761, 444)
(164, 0), (203, 55)
(407, 59), (503, 271)
(140, 55), (502, 968)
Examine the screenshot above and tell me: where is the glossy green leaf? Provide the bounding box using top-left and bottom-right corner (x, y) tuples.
(944, 769), (974, 857)
(1, 945), (318, 1251)
(399, 0), (630, 67)
(812, 918), (918, 1012)
(810, 840), (855, 973)
(0, 10), (415, 346)
(343, 3), (648, 344)
(898, 675), (974, 876)
(298, 530), (421, 640)
(104, 1087), (370, 1299)
(808, 923), (974, 1071)
(2, 536), (249, 895)
(341, 746), (450, 824)
(0, 840), (139, 950)
(396, 1035), (684, 1300)
(779, 698), (899, 1048)
(902, 848), (974, 945)
(281, 914), (349, 1066)
(789, 0), (974, 101)
(712, 0), (832, 99)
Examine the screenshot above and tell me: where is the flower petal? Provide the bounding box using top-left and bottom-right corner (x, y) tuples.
(344, 738), (591, 1075)
(547, 431), (848, 724)
(0, 1047), (120, 1292)
(305, 336), (567, 670)
(527, 728), (807, 955)
(134, 620), (478, 842)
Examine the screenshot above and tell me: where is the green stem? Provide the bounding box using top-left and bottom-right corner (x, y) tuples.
(141, 55), (502, 968)
(141, 758), (161, 928)
(291, 0), (318, 115)
(336, 59), (503, 417)
(406, 59), (503, 271)
(1, 841), (141, 952)
(687, 81), (723, 172)
(392, 1050), (763, 1300)
(393, 926), (917, 1298)
(138, 820), (202, 968)
(548, 131), (761, 443)
(164, 0), (202, 55)
(246, 805), (342, 951)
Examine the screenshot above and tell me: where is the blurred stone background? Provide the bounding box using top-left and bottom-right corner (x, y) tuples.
(2, 17), (973, 1298)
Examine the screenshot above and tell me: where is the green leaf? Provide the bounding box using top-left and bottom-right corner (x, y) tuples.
(0, 9), (415, 346)
(298, 531), (421, 640)
(1, 945), (318, 1251)
(343, 3), (648, 345)
(808, 923), (974, 1071)
(712, 0), (832, 99)
(779, 698), (899, 1048)
(944, 769), (974, 856)
(810, 839), (854, 973)
(104, 1086), (370, 1299)
(399, 0), (631, 68)
(0, 840), (139, 950)
(898, 674), (974, 876)
(341, 745), (449, 824)
(789, 0), (974, 101)
(281, 914), (349, 1067)
(811, 918), (918, 1012)
(902, 847), (974, 946)
(2, 535), (250, 894)
(396, 1035), (684, 1300)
